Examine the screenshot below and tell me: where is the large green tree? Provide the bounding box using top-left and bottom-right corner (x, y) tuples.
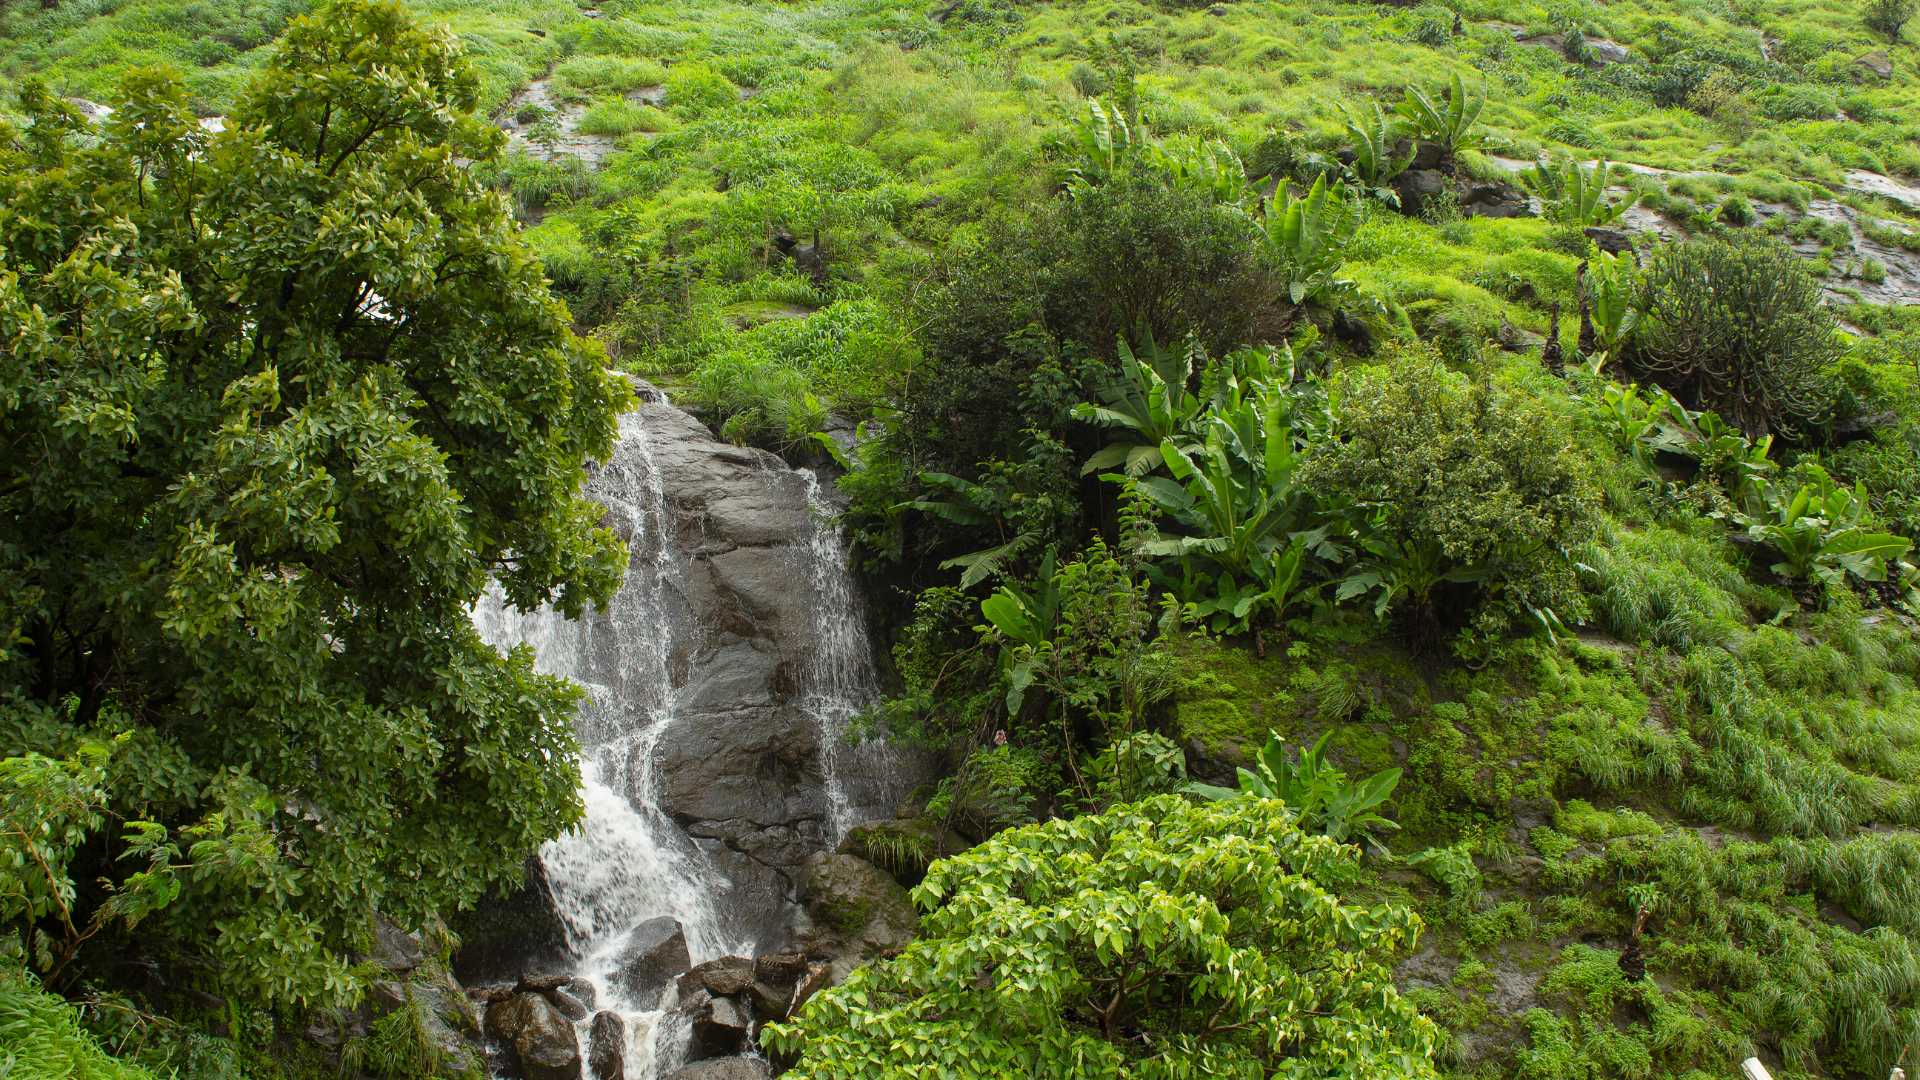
(0, 0), (630, 1006)
(765, 794), (1441, 1079)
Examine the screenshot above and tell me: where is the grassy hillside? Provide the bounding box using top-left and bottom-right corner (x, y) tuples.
(6, 0), (1920, 1075)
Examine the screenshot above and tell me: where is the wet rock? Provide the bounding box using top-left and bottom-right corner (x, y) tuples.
(747, 951), (814, 1019)
(372, 918), (424, 974)
(666, 1059), (774, 1080)
(1392, 168), (1450, 217)
(1459, 181), (1531, 219)
(798, 853), (918, 981)
(609, 916), (692, 1005)
(486, 992), (584, 1080)
(550, 985), (591, 1022)
(675, 989), (753, 1060)
(450, 857), (571, 988)
(678, 956), (756, 1001)
(589, 1011), (626, 1080)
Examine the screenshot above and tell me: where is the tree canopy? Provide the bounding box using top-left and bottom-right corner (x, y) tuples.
(0, 0), (630, 1007)
(765, 794), (1441, 1079)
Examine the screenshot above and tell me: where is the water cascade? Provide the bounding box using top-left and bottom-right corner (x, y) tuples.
(471, 394), (909, 1078)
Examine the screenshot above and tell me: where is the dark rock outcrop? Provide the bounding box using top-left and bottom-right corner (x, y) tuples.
(609, 917), (692, 1006)
(589, 1011), (626, 1080)
(678, 956), (756, 1001)
(797, 853), (919, 982)
(486, 992), (583, 1080)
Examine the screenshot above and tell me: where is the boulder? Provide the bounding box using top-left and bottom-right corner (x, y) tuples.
(666, 1059), (774, 1080)
(608, 917), (691, 1006)
(678, 956), (756, 1001)
(589, 1011), (626, 1080)
(1583, 227), (1635, 255)
(746, 951), (813, 1020)
(1408, 139), (1449, 172)
(485, 992), (583, 1080)
(798, 853), (919, 983)
(1854, 50), (1892, 80)
(550, 986), (591, 1022)
(675, 989), (753, 1060)
(1460, 181), (1532, 219)
(372, 917), (425, 975)
(1392, 169), (1450, 217)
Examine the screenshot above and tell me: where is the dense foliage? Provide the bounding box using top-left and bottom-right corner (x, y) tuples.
(0, 0), (627, 1020)
(766, 794), (1441, 1079)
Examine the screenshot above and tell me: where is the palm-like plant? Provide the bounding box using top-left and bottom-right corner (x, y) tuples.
(1395, 72), (1485, 164)
(1519, 156), (1638, 226)
(1260, 174), (1359, 306)
(1073, 334), (1203, 477)
(1186, 730), (1403, 852)
(1149, 138), (1251, 204)
(1583, 250), (1639, 356)
(1339, 101), (1414, 203)
(1065, 98), (1140, 197)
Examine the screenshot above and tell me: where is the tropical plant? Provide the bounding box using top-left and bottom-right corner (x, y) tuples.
(1260, 174), (1360, 306)
(1187, 731), (1404, 852)
(1395, 72), (1485, 162)
(1640, 388), (1778, 504)
(1519, 157), (1638, 226)
(763, 795), (1442, 1079)
(1065, 97), (1141, 197)
(898, 429), (1079, 588)
(1340, 100), (1415, 201)
(1740, 473), (1914, 594)
(1148, 138), (1251, 204)
(0, 0), (628, 1009)
(1086, 731), (1189, 806)
(1629, 233), (1841, 440)
(1073, 334), (1204, 477)
(1582, 251), (1640, 358)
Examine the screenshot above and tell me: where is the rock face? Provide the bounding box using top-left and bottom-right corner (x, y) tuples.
(796, 853), (920, 983)
(449, 857), (571, 988)
(485, 992), (584, 1080)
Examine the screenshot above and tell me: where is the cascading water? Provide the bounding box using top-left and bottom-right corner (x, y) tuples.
(473, 409), (742, 1077)
(471, 399), (910, 1080)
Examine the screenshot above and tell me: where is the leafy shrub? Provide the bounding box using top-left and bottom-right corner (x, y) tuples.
(1187, 730), (1403, 851)
(687, 350), (827, 449)
(1628, 233), (1842, 440)
(1301, 359), (1599, 651)
(1865, 0), (1916, 41)
(764, 795), (1441, 1078)
(664, 62), (738, 114)
(0, 963), (155, 1080)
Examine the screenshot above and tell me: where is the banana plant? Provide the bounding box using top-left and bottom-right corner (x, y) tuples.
(1519, 157), (1638, 226)
(1394, 71), (1484, 161)
(978, 552), (1062, 713)
(1584, 250), (1639, 356)
(1073, 334), (1203, 477)
(1149, 138), (1251, 204)
(1186, 730), (1402, 851)
(1260, 174), (1358, 306)
(1642, 389), (1776, 507)
(1742, 477), (1913, 589)
(1065, 98), (1140, 197)
(1339, 101), (1414, 203)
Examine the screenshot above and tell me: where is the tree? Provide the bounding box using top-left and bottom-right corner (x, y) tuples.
(1865, 0), (1915, 41)
(0, 0), (631, 1009)
(764, 794), (1441, 1079)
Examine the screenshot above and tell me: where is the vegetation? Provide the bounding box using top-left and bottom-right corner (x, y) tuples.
(7, 0), (1920, 1074)
(765, 794), (1441, 1079)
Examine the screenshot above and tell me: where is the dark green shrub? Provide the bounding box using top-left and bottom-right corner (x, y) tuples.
(1628, 233), (1842, 440)
(1865, 0), (1915, 41)
(1300, 358), (1600, 653)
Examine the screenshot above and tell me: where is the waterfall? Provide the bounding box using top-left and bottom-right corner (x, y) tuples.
(473, 410), (741, 1075)
(470, 400), (913, 1079)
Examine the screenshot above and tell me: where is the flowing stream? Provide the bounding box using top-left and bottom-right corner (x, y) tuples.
(472, 402), (900, 1079)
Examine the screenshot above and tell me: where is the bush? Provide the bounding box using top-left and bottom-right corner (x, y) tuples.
(1300, 358), (1600, 652)
(764, 795), (1441, 1078)
(1865, 0), (1916, 41)
(1628, 234), (1842, 440)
